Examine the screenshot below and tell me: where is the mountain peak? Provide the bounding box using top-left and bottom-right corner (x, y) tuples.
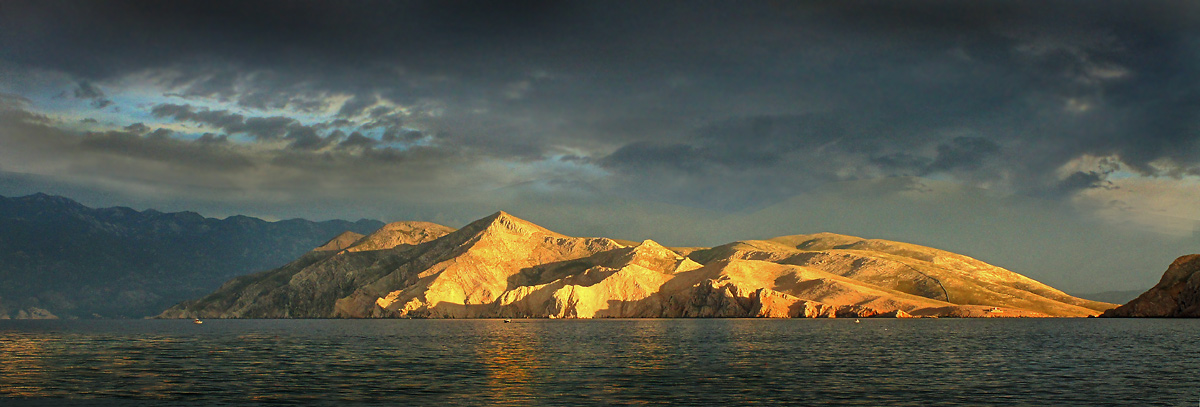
(16, 192), (85, 208)
(313, 231), (366, 252)
(630, 239), (673, 255)
(769, 232), (864, 250)
(345, 221), (455, 252)
(464, 210), (562, 238)
(615, 239), (697, 273)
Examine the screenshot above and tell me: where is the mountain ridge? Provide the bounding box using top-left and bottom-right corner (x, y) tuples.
(0, 193), (384, 319)
(162, 211), (1115, 319)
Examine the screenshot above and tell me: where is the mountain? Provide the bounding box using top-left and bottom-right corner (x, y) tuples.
(1074, 290), (1145, 305)
(162, 211), (1114, 319)
(0, 193), (384, 319)
(1100, 255), (1200, 317)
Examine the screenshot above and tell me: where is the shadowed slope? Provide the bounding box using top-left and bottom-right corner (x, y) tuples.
(1101, 255), (1200, 317)
(159, 221), (455, 318)
(313, 231), (366, 252)
(0, 193), (384, 319)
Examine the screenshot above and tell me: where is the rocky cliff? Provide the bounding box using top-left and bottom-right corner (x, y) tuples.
(1101, 255), (1200, 317)
(161, 211), (1115, 319)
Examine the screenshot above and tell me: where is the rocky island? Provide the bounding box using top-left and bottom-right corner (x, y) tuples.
(160, 211), (1114, 319)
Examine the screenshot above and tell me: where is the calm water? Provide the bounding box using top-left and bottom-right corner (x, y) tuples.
(0, 318), (1196, 406)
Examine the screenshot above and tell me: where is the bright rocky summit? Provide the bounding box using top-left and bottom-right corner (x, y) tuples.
(160, 211), (1115, 319)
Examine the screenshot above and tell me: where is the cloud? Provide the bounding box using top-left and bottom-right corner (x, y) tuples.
(71, 81), (114, 109)
(282, 125), (335, 150)
(194, 133), (227, 144)
(150, 103), (245, 131)
(337, 131), (378, 149)
(79, 129), (256, 171)
(1073, 175), (1200, 236)
(150, 103), (298, 140)
(0, 93), (31, 109)
(123, 122), (151, 135)
(927, 137), (1001, 173)
(336, 94), (378, 118)
(1054, 171), (1115, 196)
(73, 81), (104, 99)
(0, 96), (500, 219)
(3, 1), (1200, 291)
(241, 116), (297, 140)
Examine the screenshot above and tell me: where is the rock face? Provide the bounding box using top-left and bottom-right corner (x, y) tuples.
(161, 211), (1115, 319)
(1101, 255), (1200, 317)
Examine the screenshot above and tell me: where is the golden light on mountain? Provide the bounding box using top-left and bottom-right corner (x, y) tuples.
(161, 211), (1116, 319)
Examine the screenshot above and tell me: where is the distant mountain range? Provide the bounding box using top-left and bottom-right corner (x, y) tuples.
(162, 211), (1116, 319)
(0, 193), (383, 319)
(1074, 290), (1145, 305)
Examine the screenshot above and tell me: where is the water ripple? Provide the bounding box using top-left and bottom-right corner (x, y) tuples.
(0, 319), (1198, 405)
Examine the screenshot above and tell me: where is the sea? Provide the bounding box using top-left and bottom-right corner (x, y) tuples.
(0, 318), (1196, 406)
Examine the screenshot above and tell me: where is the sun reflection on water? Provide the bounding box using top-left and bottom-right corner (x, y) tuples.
(0, 334), (51, 397)
(476, 320), (545, 405)
(1, 319), (1198, 405)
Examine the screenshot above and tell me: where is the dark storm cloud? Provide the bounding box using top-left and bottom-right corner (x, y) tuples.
(78, 129), (255, 171)
(1053, 171), (1116, 198)
(336, 95), (378, 118)
(0, 97), (483, 210)
(282, 125), (337, 151)
(927, 137), (1002, 173)
(2, 1), (1199, 211)
(242, 116), (299, 140)
(150, 104), (245, 132)
(381, 129), (424, 143)
(0, 93), (34, 111)
(123, 122), (150, 135)
(150, 104), (298, 140)
(871, 153), (931, 176)
(73, 81), (104, 99)
(195, 133), (229, 145)
(604, 142), (701, 172)
(72, 81), (114, 109)
(3, 1), (1199, 295)
(337, 131), (377, 149)
(1111, 91), (1200, 175)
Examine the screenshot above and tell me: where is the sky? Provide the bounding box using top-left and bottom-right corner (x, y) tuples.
(1, 0), (1198, 293)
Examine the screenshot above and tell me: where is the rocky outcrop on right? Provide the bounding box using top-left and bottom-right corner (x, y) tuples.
(1101, 255), (1200, 318)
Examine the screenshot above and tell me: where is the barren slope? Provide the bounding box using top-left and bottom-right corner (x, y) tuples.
(339, 211), (627, 318)
(162, 213), (1112, 319)
(689, 233), (1111, 317)
(159, 221), (455, 318)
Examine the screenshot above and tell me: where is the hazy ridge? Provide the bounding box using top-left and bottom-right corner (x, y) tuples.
(0, 193), (383, 319)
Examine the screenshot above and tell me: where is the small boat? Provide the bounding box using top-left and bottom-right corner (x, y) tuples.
(854, 319), (861, 323)
(503, 319), (512, 323)
(193, 318), (203, 324)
